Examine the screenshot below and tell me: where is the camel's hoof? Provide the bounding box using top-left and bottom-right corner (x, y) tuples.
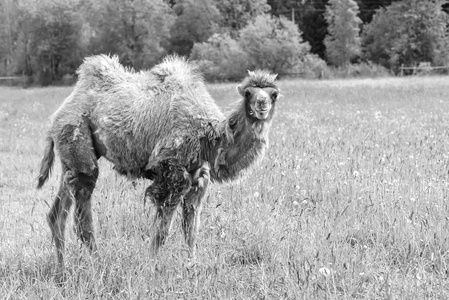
(54, 269), (67, 286)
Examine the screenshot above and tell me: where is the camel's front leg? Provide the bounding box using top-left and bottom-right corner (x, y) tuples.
(149, 200), (178, 255)
(182, 163), (210, 258)
(145, 159), (192, 255)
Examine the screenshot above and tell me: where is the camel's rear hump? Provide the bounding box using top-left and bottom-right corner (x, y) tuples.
(76, 55), (132, 89)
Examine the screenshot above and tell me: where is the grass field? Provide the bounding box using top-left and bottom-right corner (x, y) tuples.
(1, 76), (449, 299)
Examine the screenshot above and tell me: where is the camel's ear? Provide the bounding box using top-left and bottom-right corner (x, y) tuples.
(277, 88), (282, 99)
(271, 88), (282, 102)
(278, 88), (283, 99)
(276, 93), (284, 101)
(237, 84), (245, 97)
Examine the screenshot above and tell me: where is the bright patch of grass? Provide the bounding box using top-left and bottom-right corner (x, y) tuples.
(1, 77), (449, 298)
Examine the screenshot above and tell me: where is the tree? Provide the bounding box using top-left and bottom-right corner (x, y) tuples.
(267, 0), (401, 60)
(239, 14), (310, 74)
(363, 0), (449, 70)
(86, 0), (174, 69)
(324, 0), (362, 67)
(214, 0), (270, 36)
(268, 0), (329, 59)
(190, 33), (250, 81)
(192, 13), (311, 79)
(11, 0), (85, 85)
(357, 0), (395, 24)
(0, 0), (19, 76)
(362, 0), (449, 71)
(167, 0), (221, 56)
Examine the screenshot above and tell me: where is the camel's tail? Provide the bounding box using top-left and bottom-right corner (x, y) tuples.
(36, 136), (55, 189)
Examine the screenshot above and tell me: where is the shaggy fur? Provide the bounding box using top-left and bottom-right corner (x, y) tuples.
(37, 54), (280, 273)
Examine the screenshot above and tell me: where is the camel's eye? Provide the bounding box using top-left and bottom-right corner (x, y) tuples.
(244, 90), (252, 99)
(271, 91), (278, 101)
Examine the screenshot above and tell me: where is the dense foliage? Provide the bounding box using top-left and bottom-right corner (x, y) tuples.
(239, 14), (310, 74)
(362, 0), (449, 72)
(86, 0), (174, 69)
(191, 14), (310, 80)
(167, 0), (219, 56)
(0, 0), (448, 84)
(190, 33), (250, 81)
(324, 0), (362, 67)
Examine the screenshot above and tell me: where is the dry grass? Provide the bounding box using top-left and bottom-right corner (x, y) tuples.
(1, 76), (449, 299)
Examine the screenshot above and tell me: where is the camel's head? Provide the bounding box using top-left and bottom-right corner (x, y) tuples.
(238, 70), (280, 121)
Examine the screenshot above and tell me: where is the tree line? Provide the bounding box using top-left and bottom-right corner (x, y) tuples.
(0, 0), (448, 85)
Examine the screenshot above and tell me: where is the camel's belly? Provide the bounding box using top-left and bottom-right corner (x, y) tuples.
(91, 128), (153, 179)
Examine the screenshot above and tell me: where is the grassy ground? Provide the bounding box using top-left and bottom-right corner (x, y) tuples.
(1, 76), (449, 299)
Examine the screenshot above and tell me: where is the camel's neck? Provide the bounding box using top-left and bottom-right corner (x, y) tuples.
(204, 101), (273, 183)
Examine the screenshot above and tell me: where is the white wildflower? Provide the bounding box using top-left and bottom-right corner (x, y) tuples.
(318, 267), (331, 277)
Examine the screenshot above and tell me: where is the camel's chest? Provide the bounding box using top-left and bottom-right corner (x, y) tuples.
(212, 137), (267, 182)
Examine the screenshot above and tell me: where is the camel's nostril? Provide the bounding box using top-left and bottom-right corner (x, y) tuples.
(257, 101), (269, 111)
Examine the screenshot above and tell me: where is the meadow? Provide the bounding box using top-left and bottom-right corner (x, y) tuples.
(1, 76), (449, 299)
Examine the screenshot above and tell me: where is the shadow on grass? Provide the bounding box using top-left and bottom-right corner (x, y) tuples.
(228, 244), (266, 266)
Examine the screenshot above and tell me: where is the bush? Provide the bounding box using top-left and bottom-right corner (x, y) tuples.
(331, 62), (391, 78)
(239, 14), (310, 75)
(190, 33), (250, 81)
(299, 54), (330, 79)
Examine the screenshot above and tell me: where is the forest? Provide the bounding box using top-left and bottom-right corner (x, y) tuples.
(0, 0), (448, 85)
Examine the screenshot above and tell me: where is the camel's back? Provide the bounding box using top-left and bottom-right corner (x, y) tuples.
(74, 54), (223, 128)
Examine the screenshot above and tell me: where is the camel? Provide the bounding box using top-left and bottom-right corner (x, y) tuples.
(36, 54), (280, 274)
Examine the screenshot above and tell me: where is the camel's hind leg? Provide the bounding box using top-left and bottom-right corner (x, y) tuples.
(48, 119), (99, 275)
(182, 163), (210, 258)
(72, 169), (99, 254)
(145, 159), (192, 255)
(47, 170), (73, 274)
